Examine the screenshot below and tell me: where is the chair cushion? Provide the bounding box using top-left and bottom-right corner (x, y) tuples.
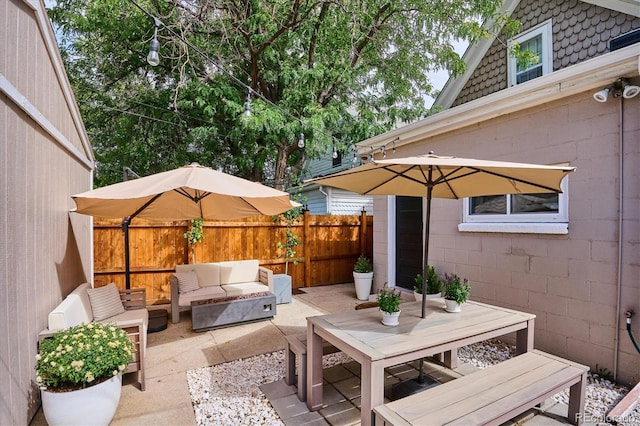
(87, 283), (126, 321)
(193, 263), (221, 287)
(219, 260), (259, 285)
(178, 286), (226, 308)
(175, 271), (199, 293)
(222, 282), (268, 297)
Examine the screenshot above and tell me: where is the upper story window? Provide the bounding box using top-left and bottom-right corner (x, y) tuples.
(459, 177), (569, 234)
(508, 20), (553, 86)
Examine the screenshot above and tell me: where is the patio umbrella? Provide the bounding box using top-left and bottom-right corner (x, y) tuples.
(72, 163), (300, 288)
(307, 153), (575, 398)
(306, 153), (576, 318)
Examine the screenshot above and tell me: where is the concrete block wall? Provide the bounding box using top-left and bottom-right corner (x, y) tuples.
(372, 90), (640, 385)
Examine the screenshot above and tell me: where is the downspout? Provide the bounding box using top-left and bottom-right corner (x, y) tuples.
(613, 96), (625, 381)
(319, 185), (330, 214)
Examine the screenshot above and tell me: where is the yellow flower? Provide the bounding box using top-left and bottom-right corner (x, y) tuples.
(85, 371), (94, 382)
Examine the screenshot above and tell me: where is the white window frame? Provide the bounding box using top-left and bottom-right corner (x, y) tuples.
(458, 177), (569, 234)
(507, 19), (553, 87)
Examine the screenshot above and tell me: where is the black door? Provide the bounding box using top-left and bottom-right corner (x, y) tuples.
(395, 196), (423, 291)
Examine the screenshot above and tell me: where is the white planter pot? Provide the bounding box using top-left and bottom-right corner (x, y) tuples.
(445, 299), (462, 313)
(353, 271), (374, 300)
(41, 373), (122, 426)
(380, 310), (401, 326)
(414, 291), (441, 302)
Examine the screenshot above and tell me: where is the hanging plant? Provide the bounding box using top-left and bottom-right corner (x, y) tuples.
(183, 218), (204, 263)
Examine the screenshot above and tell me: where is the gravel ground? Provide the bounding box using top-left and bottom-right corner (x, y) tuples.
(187, 340), (638, 425)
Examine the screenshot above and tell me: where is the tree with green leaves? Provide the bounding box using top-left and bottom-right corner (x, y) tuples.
(49, 0), (521, 189)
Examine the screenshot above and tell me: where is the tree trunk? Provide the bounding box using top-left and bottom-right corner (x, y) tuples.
(273, 146), (289, 191)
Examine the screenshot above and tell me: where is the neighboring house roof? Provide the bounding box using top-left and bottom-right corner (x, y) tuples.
(434, 0), (640, 110)
(356, 0), (639, 153)
(0, 0), (94, 169)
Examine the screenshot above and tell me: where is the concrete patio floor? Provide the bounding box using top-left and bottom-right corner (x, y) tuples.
(30, 284), (590, 425)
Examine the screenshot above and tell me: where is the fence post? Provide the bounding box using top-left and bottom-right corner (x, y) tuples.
(360, 208), (367, 256)
(303, 209), (311, 287)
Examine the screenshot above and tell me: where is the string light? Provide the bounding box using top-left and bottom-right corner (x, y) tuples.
(146, 19), (160, 66)
(332, 146), (338, 159)
(352, 151), (358, 163)
(243, 90), (251, 117)
(129, 0), (361, 158)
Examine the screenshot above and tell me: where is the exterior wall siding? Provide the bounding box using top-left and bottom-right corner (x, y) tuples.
(452, 0), (640, 106)
(372, 90), (640, 385)
(1, 1), (93, 424)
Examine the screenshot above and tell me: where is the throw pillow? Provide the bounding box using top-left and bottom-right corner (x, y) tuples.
(175, 271), (199, 293)
(87, 283), (126, 321)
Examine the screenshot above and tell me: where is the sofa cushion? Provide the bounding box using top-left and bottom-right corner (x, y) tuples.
(219, 260), (259, 285)
(193, 263), (221, 287)
(87, 283), (126, 321)
(222, 282), (268, 297)
(178, 286), (226, 308)
(175, 271), (199, 293)
(47, 283), (93, 330)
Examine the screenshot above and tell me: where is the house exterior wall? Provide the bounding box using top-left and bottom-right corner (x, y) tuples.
(301, 186), (373, 215)
(0, 1), (93, 424)
(302, 147), (373, 214)
(371, 89), (640, 385)
(453, 0), (640, 106)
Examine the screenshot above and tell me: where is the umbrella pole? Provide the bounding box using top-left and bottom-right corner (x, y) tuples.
(392, 175), (436, 399)
(417, 179), (433, 384)
(122, 217), (132, 290)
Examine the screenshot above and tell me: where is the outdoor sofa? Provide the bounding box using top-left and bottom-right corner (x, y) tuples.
(39, 282), (148, 390)
(170, 259), (274, 325)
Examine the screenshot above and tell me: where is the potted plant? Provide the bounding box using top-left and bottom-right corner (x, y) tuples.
(442, 273), (471, 313)
(35, 322), (135, 426)
(353, 255), (374, 300)
(377, 285), (402, 326)
(413, 265), (442, 301)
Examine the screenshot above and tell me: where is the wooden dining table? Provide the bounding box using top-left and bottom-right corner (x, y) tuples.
(306, 298), (536, 426)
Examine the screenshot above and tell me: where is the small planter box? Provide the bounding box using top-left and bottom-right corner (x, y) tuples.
(191, 292), (276, 331)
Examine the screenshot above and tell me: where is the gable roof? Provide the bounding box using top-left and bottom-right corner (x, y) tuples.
(355, 44), (638, 152)
(434, 0), (640, 110)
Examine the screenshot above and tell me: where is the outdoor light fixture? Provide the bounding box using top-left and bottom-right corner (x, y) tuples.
(146, 21), (160, 66)
(593, 78), (640, 102)
(622, 81), (640, 98)
(332, 146), (338, 159)
(297, 132), (305, 148)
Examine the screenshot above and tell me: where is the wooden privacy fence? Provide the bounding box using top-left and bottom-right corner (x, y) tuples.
(93, 211), (373, 304)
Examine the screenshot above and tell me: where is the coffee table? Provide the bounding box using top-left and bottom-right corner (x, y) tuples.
(191, 292), (276, 331)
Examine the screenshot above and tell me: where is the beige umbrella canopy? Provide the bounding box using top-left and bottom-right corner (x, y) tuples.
(307, 153), (576, 317)
(72, 163), (300, 288)
(73, 163), (299, 220)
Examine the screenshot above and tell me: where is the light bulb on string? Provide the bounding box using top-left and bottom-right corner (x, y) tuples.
(147, 26), (160, 66)
(243, 91), (251, 117)
(352, 152), (359, 163)
(298, 133), (305, 148)
(332, 146), (338, 159)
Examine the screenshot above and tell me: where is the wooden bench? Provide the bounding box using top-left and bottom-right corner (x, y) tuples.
(373, 350), (589, 426)
(285, 334), (341, 402)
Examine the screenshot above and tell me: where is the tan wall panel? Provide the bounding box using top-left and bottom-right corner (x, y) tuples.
(1, 2), (93, 424)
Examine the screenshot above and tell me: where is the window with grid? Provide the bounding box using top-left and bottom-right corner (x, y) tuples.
(508, 20), (552, 86)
